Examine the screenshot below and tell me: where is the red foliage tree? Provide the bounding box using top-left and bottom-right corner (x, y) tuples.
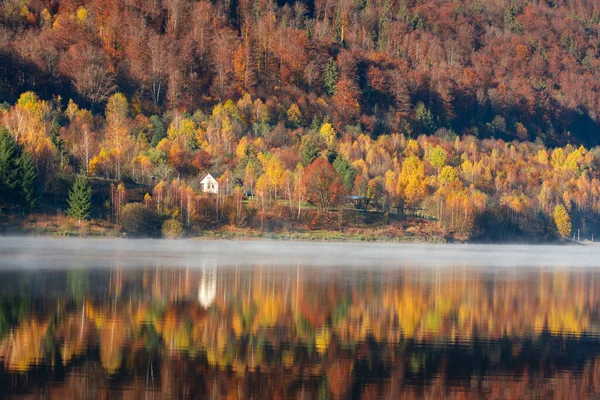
(302, 158), (344, 214)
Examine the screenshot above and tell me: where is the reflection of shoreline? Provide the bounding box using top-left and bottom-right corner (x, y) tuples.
(2, 266), (600, 397)
(3, 328), (600, 399)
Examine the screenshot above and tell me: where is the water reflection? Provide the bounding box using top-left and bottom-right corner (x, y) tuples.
(1, 260), (600, 397)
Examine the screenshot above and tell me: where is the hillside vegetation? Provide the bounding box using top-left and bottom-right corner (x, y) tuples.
(1, 0), (600, 241)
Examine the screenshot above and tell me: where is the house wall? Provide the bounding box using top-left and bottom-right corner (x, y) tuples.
(201, 177), (219, 194)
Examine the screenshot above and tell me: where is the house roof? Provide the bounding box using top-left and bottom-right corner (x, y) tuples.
(200, 172), (222, 182)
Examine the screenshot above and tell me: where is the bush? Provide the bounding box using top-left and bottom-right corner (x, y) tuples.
(119, 203), (160, 237)
(162, 219), (184, 239)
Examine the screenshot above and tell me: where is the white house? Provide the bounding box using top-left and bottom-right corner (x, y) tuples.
(200, 173), (219, 194)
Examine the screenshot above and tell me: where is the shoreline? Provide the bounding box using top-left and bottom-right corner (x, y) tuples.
(0, 228), (446, 244)
(0, 213), (573, 245)
(0, 212), (450, 244)
(0, 229), (576, 245)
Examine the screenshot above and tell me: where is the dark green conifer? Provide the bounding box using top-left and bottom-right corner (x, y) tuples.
(299, 134), (320, 166)
(67, 175), (92, 223)
(323, 58), (339, 97)
(333, 155), (356, 192)
(0, 128), (21, 206)
(19, 151), (37, 210)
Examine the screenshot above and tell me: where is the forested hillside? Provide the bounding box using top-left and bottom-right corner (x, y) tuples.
(2, 0), (600, 144)
(1, 0), (600, 241)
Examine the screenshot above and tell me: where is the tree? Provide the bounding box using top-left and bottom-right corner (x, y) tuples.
(19, 151), (37, 210)
(64, 45), (116, 107)
(333, 155), (355, 192)
(149, 115), (166, 147)
(323, 58), (338, 96)
(415, 102), (437, 134)
(504, 1), (522, 33)
(72, 109), (97, 174)
(105, 93), (131, 179)
(293, 163), (305, 219)
(303, 158), (344, 215)
(0, 128), (20, 206)
(287, 104), (302, 127)
(367, 178), (387, 211)
(332, 78), (360, 125)
(211, 29), (237, 100)
(257, 153), (284, 200)
(319, 123), (336, 147)
(120, 203), (160, 236)
(553, 204), (572, 239)
(397, 155), (427, 212)
(244, 161), (259, 197)
(2, 92), (54, 165)
(110, 183), (127, 223)
(162, 219), (184, 239)
(427, 146), (447, 171)
(67, 175), (92, 223)
(300, 134), (320, 166)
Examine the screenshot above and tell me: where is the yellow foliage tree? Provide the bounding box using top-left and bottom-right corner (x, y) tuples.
(287, 103), (302, 126)
(404, 139), (420, 156)
(76, 6), (88, 22)
(397, 155), (427, 208)
(2, 92), (54, 162)
(319, 122), (336, 147)
(550, 148), (566, 169)
(553, 204), (572, 239)
(167, 115), (197, 147)
(105, 93), (132, 179)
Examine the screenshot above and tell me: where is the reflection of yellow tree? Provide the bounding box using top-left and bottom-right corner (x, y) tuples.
(3, 266), (600, 384)
(0, 319), (49, 372)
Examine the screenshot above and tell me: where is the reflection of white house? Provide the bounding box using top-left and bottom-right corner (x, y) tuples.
(200, 173), (219, 194)
(198, 267), (217, 308)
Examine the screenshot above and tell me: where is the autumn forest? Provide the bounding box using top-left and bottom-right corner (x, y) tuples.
(2, 0), (600, 240)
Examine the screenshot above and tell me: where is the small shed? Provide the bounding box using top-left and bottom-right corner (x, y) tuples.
(344, 195), (365, 209)
(200, 173), (220, 194)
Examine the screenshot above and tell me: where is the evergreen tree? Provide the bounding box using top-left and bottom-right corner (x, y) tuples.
(0, 129), (21, 206)
(323, 58), (338, 97)
(68, 175), (92, 223)
(415, 102), (437, 134)
(299, 134), (320, 166)
(333, 155), (356, 192)
(149, 115), (166, 147)
(19, 151), (37, 210)
(504, 1), (522, 33)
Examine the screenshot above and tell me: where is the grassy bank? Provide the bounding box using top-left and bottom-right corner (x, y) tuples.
(0, 213), (123, 237)
(194, 227), (446, 243)
(0, 212), (447, 243)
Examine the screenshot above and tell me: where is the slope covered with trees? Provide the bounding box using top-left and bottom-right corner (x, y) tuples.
(2, 0), (600, 241)
(3, 0), (600, 144)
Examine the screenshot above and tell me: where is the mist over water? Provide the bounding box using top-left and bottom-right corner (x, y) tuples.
(1, 237), (600, 398)
(1, 236), (600, 270)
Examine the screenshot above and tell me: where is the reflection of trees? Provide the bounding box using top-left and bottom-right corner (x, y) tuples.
(0, 319), (48, 372)
(67, 269), (89, 303)
(2, 267), (600, 398)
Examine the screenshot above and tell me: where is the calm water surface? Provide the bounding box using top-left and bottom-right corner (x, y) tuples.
(1, 238), (600, 399)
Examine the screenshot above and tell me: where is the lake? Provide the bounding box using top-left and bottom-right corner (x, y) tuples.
(1, 237), (600, 398)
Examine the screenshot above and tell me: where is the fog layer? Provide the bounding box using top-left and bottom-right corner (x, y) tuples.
(0, 237), (599, 270)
